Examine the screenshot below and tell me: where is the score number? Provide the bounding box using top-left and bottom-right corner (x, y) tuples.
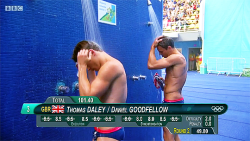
(148, 116), (154, 121)
(82, 117), (88, 121)
(27, 106), (30, 113)
(136, 116), (142, 121)
(78, 97), (94, 103)
(196, 128), (209, 134)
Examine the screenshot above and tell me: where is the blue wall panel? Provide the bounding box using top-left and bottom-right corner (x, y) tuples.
(1, 0), (163, 140)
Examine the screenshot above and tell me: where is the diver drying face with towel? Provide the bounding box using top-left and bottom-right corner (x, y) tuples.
(72, 41), (127, 141)
(147, 36), (187, 141)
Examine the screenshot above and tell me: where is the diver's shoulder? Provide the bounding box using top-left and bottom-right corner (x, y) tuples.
(107, 59), (123, 67)
(170, 53), (186, 64)
(104, 60), (125, 73)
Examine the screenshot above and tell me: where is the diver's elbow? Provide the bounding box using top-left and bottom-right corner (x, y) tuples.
(148, 63), (153, 69)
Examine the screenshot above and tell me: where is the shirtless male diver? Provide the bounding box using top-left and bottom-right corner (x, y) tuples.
(147, 36), (187, 141)
(72, 41), (127, 141)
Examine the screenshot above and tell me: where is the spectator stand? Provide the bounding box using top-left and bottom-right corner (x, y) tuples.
(163, 0), (201, 32)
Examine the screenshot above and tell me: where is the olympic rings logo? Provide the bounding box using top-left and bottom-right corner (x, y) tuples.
(211, 106), (224, 112)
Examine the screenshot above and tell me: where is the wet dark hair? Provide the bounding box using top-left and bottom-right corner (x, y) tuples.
(157, 36), (174, 49)
(71, 41), (103, 62)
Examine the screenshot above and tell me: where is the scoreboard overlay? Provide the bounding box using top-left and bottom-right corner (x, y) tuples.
(21, 96), (227, 134)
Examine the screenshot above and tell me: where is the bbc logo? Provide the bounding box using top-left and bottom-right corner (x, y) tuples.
(5, 6), (23, 11)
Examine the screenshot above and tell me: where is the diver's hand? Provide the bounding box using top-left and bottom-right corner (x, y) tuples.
(152, 35), (164, 48)
(159, 76), (165, 81)
(77, 49), (92, 67)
